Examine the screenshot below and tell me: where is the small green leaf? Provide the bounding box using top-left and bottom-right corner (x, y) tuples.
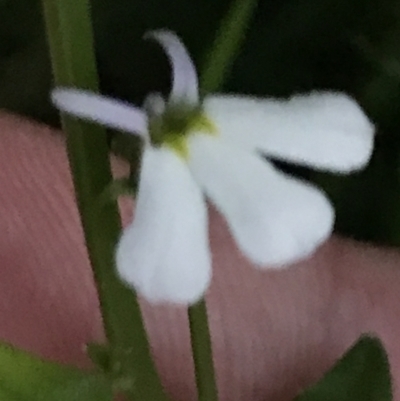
(0, 341), (112, 401)
(97, 177), (137, 207)
(86, 342), (111, 372)
(294, 335), (392, 401)
(49, 374), (112, 400)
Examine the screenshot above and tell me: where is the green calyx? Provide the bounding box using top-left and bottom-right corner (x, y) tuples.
(148, 104), (216, 159)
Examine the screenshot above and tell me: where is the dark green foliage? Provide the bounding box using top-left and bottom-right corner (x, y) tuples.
(294, 336), (392, 401)
(0, 1), (53, 122)
(0, 340), (112, 401)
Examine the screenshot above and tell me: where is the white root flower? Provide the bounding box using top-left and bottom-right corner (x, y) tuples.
(52, 30), (374, 305)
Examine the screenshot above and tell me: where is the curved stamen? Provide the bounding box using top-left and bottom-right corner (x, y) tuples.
(52, 88), (148, 138)
(145, 30), (199, 106)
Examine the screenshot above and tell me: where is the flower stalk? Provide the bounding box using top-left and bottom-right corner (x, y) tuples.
(189, 1), (260, 400)
(188, 301), (218, 401)
(40, 1), (169, 400)
(200, 0), (259, 94)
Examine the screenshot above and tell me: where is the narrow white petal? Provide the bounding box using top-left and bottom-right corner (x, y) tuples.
(52, 88), (148, 136)
(187, 135), (334, 267)
(145, 30), (199, 105)
(116, 146), (210, 304)
(204, 92), (374, 173)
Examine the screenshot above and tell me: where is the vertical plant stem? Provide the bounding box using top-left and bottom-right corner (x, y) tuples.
(189, 1), (259, 400)
(40, 1), (169, 400)
(200, 0), (259, 94)
(188, 301), (218, 401)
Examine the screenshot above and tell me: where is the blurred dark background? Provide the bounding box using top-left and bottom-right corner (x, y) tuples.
(2, 0), (400, 246)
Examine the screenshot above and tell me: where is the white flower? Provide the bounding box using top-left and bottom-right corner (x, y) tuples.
(52, 30), (374, 305)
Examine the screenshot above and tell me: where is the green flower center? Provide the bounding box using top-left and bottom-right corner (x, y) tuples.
(148, 105), (216, 159)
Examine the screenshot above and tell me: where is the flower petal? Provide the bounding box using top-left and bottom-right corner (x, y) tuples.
(52, 88), (148, 136)
(145, 30), (199, 105)
(116, 145), (210, 304)
(204, 92), (374, 173)
(187, 135), (334, 267)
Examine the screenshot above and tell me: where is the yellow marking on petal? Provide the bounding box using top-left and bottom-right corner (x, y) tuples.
(164, 113), (217, 160)
(165, 134), (190, 159)
(190, 113), (218, 136)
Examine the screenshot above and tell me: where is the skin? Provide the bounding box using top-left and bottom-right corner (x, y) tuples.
(0, 111), (399, 401)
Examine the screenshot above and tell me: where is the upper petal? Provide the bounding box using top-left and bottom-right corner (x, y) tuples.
(52, 88), (148, 137)
(145, 30), (199, 106)
(204, 92), (374, 173)
(187, 135), (334, 267)
(116, 145), (210, 304)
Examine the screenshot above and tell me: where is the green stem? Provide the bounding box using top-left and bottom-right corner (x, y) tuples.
(40, 1), (169, 400)
(188, 301), (218, 401)
(200, 0), (259, 94)
(189, 1), (259, 400)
